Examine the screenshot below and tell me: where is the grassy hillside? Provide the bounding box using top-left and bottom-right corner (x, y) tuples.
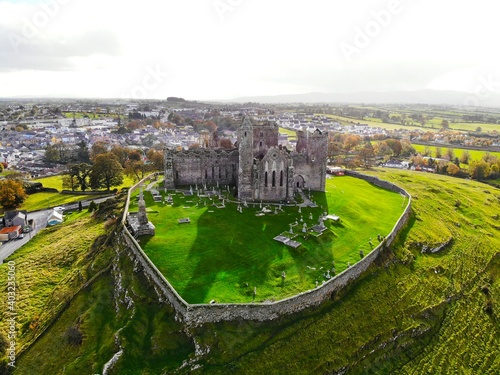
(1, 170), (498, 374)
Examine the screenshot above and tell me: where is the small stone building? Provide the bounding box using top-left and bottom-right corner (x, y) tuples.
(164, 117), (328, 202)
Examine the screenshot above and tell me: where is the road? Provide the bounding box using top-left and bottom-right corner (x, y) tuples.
(0, 194), (115, 263)
(0, 209), (50, 263)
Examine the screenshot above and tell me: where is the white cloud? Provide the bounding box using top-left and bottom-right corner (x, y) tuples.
(0, 0), (499, 99)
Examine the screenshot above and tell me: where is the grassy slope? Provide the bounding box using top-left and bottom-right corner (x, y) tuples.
(140, 176), (404, 303)
(189, 170), (500, 374)
(0, 198), (194, 374)
(3, 170), (499, 374)
(19, 175), (137, 211)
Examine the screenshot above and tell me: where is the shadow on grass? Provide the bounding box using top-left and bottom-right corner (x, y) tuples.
(181, 193), (330, 303)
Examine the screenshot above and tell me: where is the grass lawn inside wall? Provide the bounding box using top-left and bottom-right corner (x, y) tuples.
(134, 176), (406, 304)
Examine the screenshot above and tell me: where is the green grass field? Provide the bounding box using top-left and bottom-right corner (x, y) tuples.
(16, 174), (138, 212)
(33, 174), (136, 191)
(139, 176), (405, 304)
(412, 144), (500, 161)
(19, 192), (100, 212)
(318, 113), (500, 133)
(279, 127), (298, 140)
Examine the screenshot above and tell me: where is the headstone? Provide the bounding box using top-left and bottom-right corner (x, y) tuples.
(253, 286), (257, 296)
(315, 280), (318, 287)
(289, 224), (293, 234)
(326, 270), (330, 279)
(309, 213), (313, 220)
(282, 271), (286, 279)
(319, 217), (325, 228)
(302, 223), (307, 233)
(298, 206), (301, 213)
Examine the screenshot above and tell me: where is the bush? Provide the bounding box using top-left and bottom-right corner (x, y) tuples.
(66, 326), (83, 346)
(87, 200), (97, 212)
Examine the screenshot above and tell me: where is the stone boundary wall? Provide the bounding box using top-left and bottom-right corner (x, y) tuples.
(120, 172), (412, 324)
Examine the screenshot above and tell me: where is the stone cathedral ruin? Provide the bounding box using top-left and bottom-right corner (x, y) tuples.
(164, 117), (328, 201)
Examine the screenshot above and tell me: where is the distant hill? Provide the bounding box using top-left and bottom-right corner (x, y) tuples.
(230, 89), (500, 107)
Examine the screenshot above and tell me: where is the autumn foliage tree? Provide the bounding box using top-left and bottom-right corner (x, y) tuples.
(90, 153), (124, 191)
(146, 149), (164, 171)
(0, 179), (28, 209)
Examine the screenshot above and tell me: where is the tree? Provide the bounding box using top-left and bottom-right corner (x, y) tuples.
(90, 141), (109, 162)
(435, 147), (442, 159)
(111, 145), (131, 167)
(384, 139), (402, 157)
(62, 174), (79, 191)
(90, 153), (124, 191)
(357, 142), (375, 168)
(447, 163), (460, 176)
(469, 160), (490, 180)
(76, 140), (90, 163)
(68, 163), (92, 192)
(460, 150), (471, 165)
(400, 139), (416, 157)
(146, 149), (164, 171)
(0, 179), (28, 209)
(445, 148), (455, 161)
(441, 119), (449, 130)
(45, 143), (72, 163)
(219, 138), (234, 149)
(125, 151), (149, 181)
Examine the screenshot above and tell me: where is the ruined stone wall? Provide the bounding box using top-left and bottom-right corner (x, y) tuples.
(292, 130), (328, 192)
(125, 168), (411, 324)
(251, 122), (279, 159)
(254, 147), (290, 201)
(172, 149), (238, 187)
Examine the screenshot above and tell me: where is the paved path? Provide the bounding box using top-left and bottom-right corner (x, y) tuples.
(296, 189), (318, 208)
(0, 210), (50, 263)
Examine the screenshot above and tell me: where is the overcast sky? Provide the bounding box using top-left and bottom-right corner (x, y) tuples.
(0, 0), (499, 100)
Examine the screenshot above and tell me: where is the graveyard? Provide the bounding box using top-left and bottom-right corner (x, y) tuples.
(132, 176), (406, 304)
